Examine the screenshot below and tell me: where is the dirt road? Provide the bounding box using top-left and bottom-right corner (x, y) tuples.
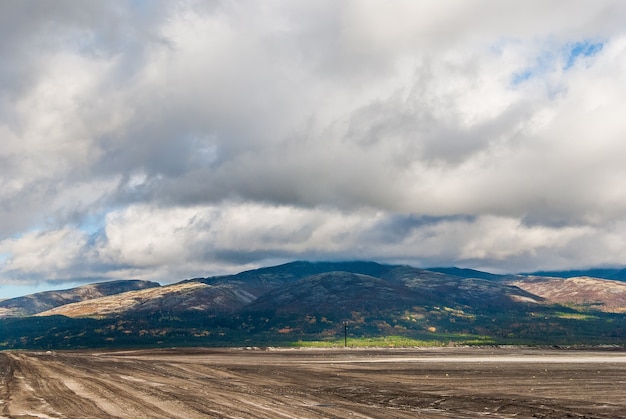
(1, 347), (625, 418)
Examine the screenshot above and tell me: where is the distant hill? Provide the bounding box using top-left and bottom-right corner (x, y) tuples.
(380, 265), (539, 309)
(195, 260), (397, 297)
(425, 267), (510, 281)
(524, 268), (626, 282)
(0, 280), (159, 318)
(508, 276), (626, 313)
(1, 261), (625, 349)
(36, 282), (256, 318)
(244, 271), (428, 318)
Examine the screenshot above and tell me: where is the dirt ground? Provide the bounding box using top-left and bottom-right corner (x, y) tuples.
(1, 346), (625, 418)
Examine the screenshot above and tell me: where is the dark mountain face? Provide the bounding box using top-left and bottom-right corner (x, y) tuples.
(29, 265), (544, 322)
(381, 266), (543, 310)
(244, 271), (427, 318)
(425, 267), (510, 281)
(2, 261), (625, 350)
(0, 280), (160, 318)
(196, 261), (395, 298)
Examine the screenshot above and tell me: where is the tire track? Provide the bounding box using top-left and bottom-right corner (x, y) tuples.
(1, 349), (625, 418)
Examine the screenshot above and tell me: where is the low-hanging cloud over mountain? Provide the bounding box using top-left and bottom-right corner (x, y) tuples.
(2, 1), (626, 289)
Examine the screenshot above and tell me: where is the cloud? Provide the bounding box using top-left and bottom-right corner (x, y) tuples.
(1, 204), (622, 284)
(2, 1), (626, 287)
(0, 228), (91, 282)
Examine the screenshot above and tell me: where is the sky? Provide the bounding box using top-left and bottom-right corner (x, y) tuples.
(2, 1), (626, 298)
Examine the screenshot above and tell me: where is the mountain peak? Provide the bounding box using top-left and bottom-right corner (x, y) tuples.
(0, 280), (159, 318)
(2, 261), (626, 349)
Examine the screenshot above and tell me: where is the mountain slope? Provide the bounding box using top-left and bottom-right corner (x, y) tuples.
(36, 282), (256, 318)
(13, 262), (394, 320)
(508, 276), (626, 313)
(381, 266), (543, 309)
(196, 260), (395, 298)
(425, 267), (509, 281)
(524, 268), (626, 282)
(244, 271), (427, 317)
(2, 261), (625, 350)
(0, 280), (159, 318)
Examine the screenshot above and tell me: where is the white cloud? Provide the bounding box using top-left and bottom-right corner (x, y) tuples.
(0, 229), (90, 280)
(2, 204), (624, 284)
(2, 1), (626, 288)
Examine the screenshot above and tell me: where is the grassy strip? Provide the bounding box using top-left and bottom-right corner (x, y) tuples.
(291, 334), (496, 348)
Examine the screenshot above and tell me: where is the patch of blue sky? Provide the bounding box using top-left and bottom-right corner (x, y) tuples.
(510, 39), (603, 87)
(563, 40), (603, 69)
(0, 252), (8, 268)
(511, 69), (533, 85)
(510, 49), (557, 87)
(80, 213), (107, 235)
(79, 214), (109, 249)
(0, 281), (85, 300)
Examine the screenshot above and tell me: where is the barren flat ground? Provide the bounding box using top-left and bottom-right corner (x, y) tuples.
(1, 347), (626, 418)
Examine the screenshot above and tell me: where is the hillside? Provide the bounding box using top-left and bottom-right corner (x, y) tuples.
(380, 265), (543, 308)
(36, 282), (255, 318)
(524, 268), (626, 282)
(1, 261), (625, 349)
(508, 276), (626, 313)
(0, 280), (159, 318)
(244, 271), (428, 317)
(195, 261), (397, 297)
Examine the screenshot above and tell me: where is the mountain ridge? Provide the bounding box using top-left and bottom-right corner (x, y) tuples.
(1, 261), (625, 349)
(509, 276), (626, 313)
(522, 268), (626, 282)
(0, 280), (159, 318)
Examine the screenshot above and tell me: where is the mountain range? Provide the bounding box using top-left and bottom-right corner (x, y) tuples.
(0, 280), (158, 318)
(1, 261), (625, 349)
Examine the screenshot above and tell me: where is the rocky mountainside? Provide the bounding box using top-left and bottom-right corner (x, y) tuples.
(29, 262), (541, 319)
(243, 271), (429, 318)
(1, 261), (625, 349)
(508, 276), (626, 313)
(195, 261), (396, 297)
(0, 280), (159, 318)
(36, 282), (256, 318)
(35, 262), (398, 319)
(380, 266), (543, 309)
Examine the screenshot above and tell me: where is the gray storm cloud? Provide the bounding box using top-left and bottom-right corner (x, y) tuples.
(2, 0), (626, 287)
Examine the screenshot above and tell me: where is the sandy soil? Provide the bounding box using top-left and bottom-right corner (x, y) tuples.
(1, 347), (625, 418)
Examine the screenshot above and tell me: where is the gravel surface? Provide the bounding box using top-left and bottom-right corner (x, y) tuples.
(1, 347), (625, 418)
